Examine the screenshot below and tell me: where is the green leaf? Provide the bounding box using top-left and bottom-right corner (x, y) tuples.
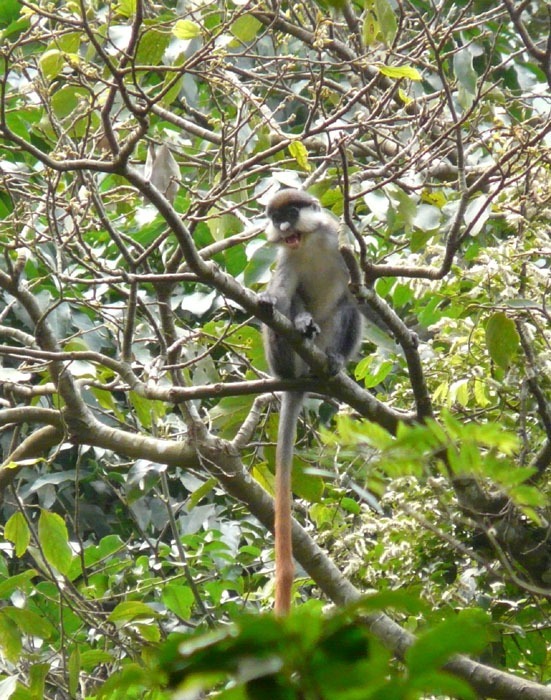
(129, 390), (166, 429)
(406, 609), (491, 674)
(51, 85), (90, 120)
(355, 357), (393, 389)
(375, 0), (397, 46)
(39, 49), (64, 80)
(378, 64), (421, 81)
(0, 0), (20, 26)
(116, 0), (136, 17)
(187, 477), (217, 509)
(362, 11), (380, 47)
(136, 29), (170, 66)
(410, 670), (477, 700)
(454, 46), (478, 109)
(0, 570), (38, 599)
(485, 312), (520, 369)
(173, 19), (202, 40)
(293, 458), (324, 502)
(29, 664), (49, 698)
(162, 584), (194, 619)
(38, 510), (73, 575)
(340, 497), (361, 515)
(3, 607), (55, 639)
(231, 15), (262, 42)
(0, 612), (22, 662)
(288, 141), (311, 171)
(4, 512), (30, 557)
(80, 650), (114, 672)
(68, 648), (80, 698)
(108, 601), (158, 625)
(510, 484), (546, 508)
(357, 589), (425, 614)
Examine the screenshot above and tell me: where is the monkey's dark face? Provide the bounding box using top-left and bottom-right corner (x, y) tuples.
(265, 189), (324, 248)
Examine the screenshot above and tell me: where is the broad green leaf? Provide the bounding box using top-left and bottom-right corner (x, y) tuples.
(0, 613), (22, 663)
(39, 49), (63, 80)
(340, 497), (361, 515)
(288, 141), (311, 171)
(80, 650), (114, 672)
(473, 378), (491, 408)
(485, 312), (520, 369)
(0, 0), (20, 26)
(29, 663), (49, 699)
(356, 589), (425, 614)
(510, 484), (546, 508)
(309, 503), (336, 528)
(231, 15), (262, 42)
(406, 609), (491, 674)
(129, 391), (166, 429)
(56, 31), (80, 53)
(4, 512), (30, 557)
(363, 7), (380, 46)
(135, 622), (161, 642)
(3, 607), (55, 639)
(173, 19), (202, 40)
(293, 458), (324, 502)
(358, 358), (393, 389)
(0, 570), (38, 599)
(410, 670), (477, 700)
(378, 64), (421, 81)
(108, 600), (158, 625)
(162, 584), (194, 619)
(117, 0), (136, 17)
(136, 29), (170, 66)
(38, 510), (73, 575)
(251, 462), (275, 495)
(449, 379), (470, 407)
(375, 0), (397, 45)
(51, 85), (90, 120)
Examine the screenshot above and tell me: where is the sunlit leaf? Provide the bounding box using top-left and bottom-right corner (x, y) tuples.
(288, 141), (311, 171)
(108, 601), (159, 625)
(231, 15), (262, 42)
(485, 312), (520, 369)
(378, 64), (422, 80)
(162, 584), (195, 619)
(4, 512), (30, 557)
(38, 511), (73, 575)
(406, 609), (491, 674)
(173, 19), (202, 40)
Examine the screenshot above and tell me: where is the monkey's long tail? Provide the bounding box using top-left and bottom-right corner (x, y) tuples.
(274, 391), (304, 615)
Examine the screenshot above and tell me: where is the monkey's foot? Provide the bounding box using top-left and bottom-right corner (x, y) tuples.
(326, 352), (345, 375)
(257, 292), (277, 316)
(294, 312), (320, 339)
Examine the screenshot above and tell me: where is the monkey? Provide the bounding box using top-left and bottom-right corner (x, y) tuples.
(259, 188), (363, 614)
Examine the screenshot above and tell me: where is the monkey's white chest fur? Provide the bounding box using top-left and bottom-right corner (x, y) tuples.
(279, 228), (349, 323)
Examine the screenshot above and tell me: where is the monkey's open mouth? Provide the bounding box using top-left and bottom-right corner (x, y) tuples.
(283, 233), (301, 248)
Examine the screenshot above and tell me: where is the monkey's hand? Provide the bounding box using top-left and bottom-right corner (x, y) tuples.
(294, 312), (320, 340)
(257, 292), (278, 316)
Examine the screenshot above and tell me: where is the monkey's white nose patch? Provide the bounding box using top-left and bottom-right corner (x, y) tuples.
(279, 222), (290, 231)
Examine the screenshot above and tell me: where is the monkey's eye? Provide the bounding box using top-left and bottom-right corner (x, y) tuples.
(283, 205), (299, 222)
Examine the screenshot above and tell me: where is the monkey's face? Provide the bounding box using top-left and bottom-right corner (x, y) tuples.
(265, 189), (324, 248)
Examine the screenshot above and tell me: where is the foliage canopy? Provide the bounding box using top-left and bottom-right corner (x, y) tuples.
(0, 0), (549, 698)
